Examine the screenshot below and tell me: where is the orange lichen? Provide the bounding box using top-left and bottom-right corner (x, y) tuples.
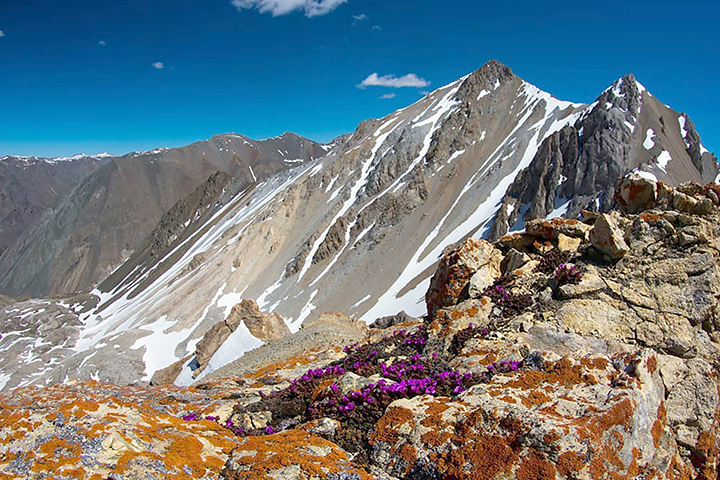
(503, 357), (599, 391)
(652, 401), (666, 448)
(520, 390), (553, 407)
(438, 435), (518, 480)
(369, 406), (414, 445)
(557, 450), (585, 476)
(646, 355), (657, 374)
(516, 450), (556, 480)
(224, 429), (372, 480)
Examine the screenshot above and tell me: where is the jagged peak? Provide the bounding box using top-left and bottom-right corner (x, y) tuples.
(601, 73), (650, 102)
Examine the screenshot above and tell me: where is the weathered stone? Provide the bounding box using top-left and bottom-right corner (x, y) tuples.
(555, 298), (633, 340)
(500, 248), (530, 275)
(556, 232), (582, 252)
(195, 299), (290, 378)
(467, 263), (500, 298)
(370, 310), (417, 329)
(527, 217), (592, 240)
(557, 273), (605, 299)
(227, 299), (289, 342)
(589, 213), (629, 259)
(150, 355), (190, 386)
(426, 238), (501, 318)
(615, 172), (658, 213)
(336, 372), (376, 395)
(238, 411), (272, 431)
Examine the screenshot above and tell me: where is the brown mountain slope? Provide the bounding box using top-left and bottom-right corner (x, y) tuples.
(0, 133), (327, 297)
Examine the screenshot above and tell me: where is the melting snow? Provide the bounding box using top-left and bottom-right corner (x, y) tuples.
(0, 371), (11, 391)
(351, 295), (372, 309)
(634, 170), (658, 182)
(291, 290), (319, 329)
(643, 129), (655, 150)
(194, 322), (264, 382)
(447, 150), (465, 164)
(130, 316), (193, 381)
(656, 150), (672, 173)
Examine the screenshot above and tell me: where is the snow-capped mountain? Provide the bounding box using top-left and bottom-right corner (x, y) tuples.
(0, 133), (327, 298)
(0, 61), (716, 391)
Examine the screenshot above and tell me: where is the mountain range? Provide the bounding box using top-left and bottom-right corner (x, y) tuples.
(0, 60), (717, 392)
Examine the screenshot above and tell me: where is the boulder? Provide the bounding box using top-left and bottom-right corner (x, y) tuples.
(426, 239), (501, 318)
(227, 299), (289, 342)
(589, 213), (629, 259)
(615, 172), (658, 213)
(526, 217), (592, 240)
(500, 248), (530, 275)
(195, 299), (290, 377)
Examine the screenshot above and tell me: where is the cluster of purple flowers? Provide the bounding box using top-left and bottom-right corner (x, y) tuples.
(288, 364), (347, 394)
(482, 282), (533, 317)
(487, 359), (522, 374)
(379, 354), (427, 381)
(449, 322), (490, 355)
(554, 263), (584, 285)
(182, 412), (249, 436)
(312, 368), (484, 422)
(535, 248), (573, 274)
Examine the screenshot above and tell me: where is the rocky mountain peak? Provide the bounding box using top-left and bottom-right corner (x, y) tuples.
(456, 59), (516, 102)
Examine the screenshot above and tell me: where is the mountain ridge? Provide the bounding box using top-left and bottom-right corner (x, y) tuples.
(0, 60), (717, 393)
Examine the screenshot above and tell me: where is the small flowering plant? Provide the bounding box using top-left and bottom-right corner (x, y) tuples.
(449, 323), (489, 355)
(554, 263), (584, 285)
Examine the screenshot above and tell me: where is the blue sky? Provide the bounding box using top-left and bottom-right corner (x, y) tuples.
(0, 0), (718, 157)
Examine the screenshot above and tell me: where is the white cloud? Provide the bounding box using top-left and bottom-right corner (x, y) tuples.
(379, 93), (396, 99)
(358, 72), (430, 89)
(0, 31), (5, 38)
(352, 13), (368, 25)
(371, 25), (381, 31)
(420, 90), (430, 96)
(152, 62), (164, 70)
(231, 0), (346, 17)
(98, 40), (106, 46)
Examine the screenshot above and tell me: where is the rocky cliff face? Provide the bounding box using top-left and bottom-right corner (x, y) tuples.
(490, 75), (719, 240)
(0, 154), (110, 253)
(0, 133), (327, 298)
(1, 175), (719, 479)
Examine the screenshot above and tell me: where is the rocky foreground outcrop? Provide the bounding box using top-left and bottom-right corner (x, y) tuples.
(2, 174), (720, 479)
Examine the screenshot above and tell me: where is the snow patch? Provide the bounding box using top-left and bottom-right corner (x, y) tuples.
(633, 169), (658, 182)
(656, 150), (672, 173)
(351, 295), (372, 309)
(130, 316), (193, 381)
(643, 129), (655, 150)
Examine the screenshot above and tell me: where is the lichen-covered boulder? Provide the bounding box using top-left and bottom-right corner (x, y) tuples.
(221, 429), (374, 480)
(426, 239), (502, 319)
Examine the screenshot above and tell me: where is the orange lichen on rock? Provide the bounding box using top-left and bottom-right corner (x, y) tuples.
(438, 435), (518, 480)
(504, 357), (600, 391)
(516, 450), (557, 480)
(652, 401), (666, 448)
(369, 405), (414, 445)
(557, 450), (585, 476)
(0, 380), (246, 479)
(223, 429), (374, 480)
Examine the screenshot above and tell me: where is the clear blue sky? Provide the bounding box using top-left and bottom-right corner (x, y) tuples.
(0, 0), (718, 157)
